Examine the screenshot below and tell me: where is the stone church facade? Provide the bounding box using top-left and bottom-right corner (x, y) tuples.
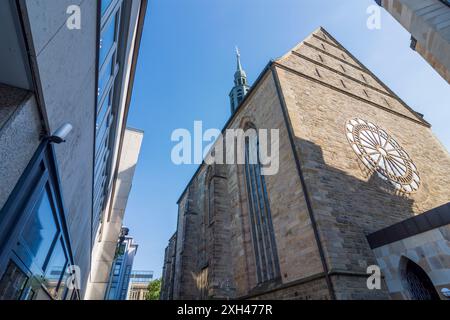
(161, 27), (450, 300)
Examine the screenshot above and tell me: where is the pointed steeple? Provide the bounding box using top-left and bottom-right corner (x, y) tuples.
(236, 47), (243, 73)
(229, 47), (250, 114)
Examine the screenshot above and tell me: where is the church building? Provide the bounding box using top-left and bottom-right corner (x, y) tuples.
(160, 27), (450, 300)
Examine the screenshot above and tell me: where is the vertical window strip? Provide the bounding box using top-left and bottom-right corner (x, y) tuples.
(249, 160), (268, 281)
(244, 146), (263, 282)
(244, 137), (280, 284)
(253, 162), (270, 281)
(256, 162), (275, 280)
(260, 170), (280, 278)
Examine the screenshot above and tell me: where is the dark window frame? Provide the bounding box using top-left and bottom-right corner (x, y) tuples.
(0, 141), (78, 300)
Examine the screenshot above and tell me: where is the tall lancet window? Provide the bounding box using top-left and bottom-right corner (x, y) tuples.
(243, 125), (280, 284)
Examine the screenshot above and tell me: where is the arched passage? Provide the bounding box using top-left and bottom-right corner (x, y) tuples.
(401, 257), (440, 300)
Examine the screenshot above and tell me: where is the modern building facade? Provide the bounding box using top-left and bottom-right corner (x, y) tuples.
(0, 0), (147, 300)
(104, 233), (138, 300)
(127, 270), (153, 300)
(161, 27), (450, 300)
(375, 0), (450, 84)
(86, 127), (144, 299)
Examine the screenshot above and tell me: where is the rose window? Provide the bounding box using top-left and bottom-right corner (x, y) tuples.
(346, 118), (420, 193)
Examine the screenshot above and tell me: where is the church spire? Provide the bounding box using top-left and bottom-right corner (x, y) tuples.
(236, 47), (243, 73)
(229, 47), (250, 114)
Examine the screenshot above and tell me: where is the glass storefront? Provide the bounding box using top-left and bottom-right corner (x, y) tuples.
(0, 144), (78, 300)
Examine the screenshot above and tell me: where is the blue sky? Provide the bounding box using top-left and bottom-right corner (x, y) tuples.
(124, 0), (450, 278)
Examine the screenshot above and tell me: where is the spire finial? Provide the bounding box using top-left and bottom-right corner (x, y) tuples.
(235, 46), (243, 71)
(229, 46), (250, 114)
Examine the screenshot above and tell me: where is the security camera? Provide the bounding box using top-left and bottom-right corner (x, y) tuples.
(442, 288), (450, 298)
(47, 123), (73, 144)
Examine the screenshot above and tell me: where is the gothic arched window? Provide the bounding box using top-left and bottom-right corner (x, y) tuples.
(243, 124), (280, 284)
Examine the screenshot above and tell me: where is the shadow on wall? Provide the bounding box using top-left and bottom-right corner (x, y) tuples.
(170, 136), (423, 300)
(295, 138), (415, 268)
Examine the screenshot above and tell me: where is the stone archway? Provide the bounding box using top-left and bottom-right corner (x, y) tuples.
(401, 257), (440, 300)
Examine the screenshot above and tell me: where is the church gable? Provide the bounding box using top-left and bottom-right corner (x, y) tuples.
(276, 27), (427, 126)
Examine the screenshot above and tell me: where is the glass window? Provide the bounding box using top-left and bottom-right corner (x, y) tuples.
(99, 15), (117, 66)
(98, 58), (113, 103)
(101, 0), (114, 16)
(0, 261), (29, 300)
(94, 147), (108, 177)
(96, 130), (109, 159)
(244, 128), (280, 284)
(113, 263), (121, 276)
(43, 239), (68, 299)
(94, 165), (106, 191)
(94, 194), (104, 217)
(97, 90), (111, 125)
(96, 116), (110, 150)
(22, 190), (59, 269)
(96, 111), (110, 140)
(108, 284), (117, 299)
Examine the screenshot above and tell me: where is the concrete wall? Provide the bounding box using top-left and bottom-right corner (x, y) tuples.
(20, 0), (98, 294)
(379, 0), (450, 84)
(276, 27), (450, 299)
(0, 85), (41, 210)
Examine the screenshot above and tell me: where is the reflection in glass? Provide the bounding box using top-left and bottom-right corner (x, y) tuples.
(22, 191), (58, 269)
(101, 0), (114, 16)
(97, 90), (111, 127)
(44, 239), (68, 299)
(98, 58), (113, 103)
(0, 261), (29, 300)
(99, 15), (116, 67)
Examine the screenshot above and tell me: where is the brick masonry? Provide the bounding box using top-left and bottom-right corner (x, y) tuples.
(160, 27), (450, 300)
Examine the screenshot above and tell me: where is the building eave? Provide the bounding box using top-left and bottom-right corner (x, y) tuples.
(105, 0), (148, 215)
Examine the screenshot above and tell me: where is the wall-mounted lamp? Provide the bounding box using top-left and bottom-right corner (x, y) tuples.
(46, 123), (73, 144)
